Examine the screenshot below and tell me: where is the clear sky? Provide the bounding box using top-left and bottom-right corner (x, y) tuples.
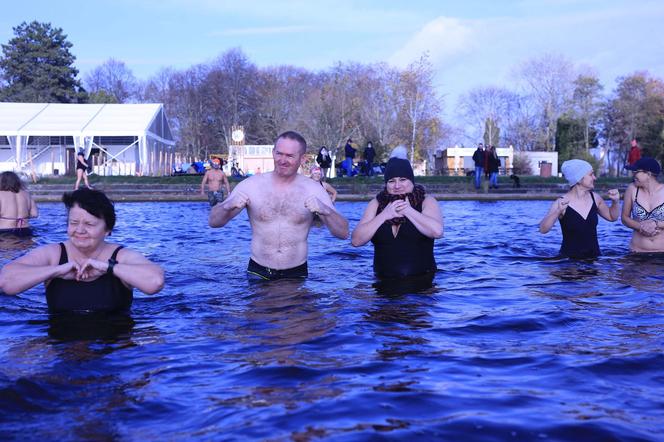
(2, 0), (663, 114)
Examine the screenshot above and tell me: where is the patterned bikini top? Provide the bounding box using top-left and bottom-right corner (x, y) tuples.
(631, 188), (664, 221)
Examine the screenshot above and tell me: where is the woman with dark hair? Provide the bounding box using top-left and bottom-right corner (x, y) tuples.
(622, 157), (664, 252)
(0, 188), (164, 313)
(351, 146), (443, 279)
(74, 150), (92, 190)
(0, 171), (38, 236)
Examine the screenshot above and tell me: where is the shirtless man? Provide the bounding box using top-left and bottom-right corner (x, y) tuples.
(200, 159), (231, 206)
(0, 171), (38, 236)
(209, 131), (349, 280)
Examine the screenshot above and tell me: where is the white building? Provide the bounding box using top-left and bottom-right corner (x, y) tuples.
(0, 103), (175, 177)
(436, 146), (558, 176)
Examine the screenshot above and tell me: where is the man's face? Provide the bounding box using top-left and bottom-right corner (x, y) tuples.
(273, 137), (305, 177)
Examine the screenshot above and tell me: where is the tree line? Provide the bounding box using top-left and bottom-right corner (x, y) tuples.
(1, 21), (663, 174)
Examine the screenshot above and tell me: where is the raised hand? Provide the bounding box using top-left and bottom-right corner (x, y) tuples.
(76, 259), (106, 282)
(554, 197), (569, 214)
(225, 191), (249, 210)
(55, 261), (80, 281)
(381, 201), (404, 220)
(606, 189), (620, 202)
(304, 195), (330, 216)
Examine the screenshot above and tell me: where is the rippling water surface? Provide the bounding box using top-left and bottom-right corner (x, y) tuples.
(1, 200), (662, 441)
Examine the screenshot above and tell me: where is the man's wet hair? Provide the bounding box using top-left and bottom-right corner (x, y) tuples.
(275, 131), (307, 154)
(0, 171), (25, 193)
(63, 188), (116, 232)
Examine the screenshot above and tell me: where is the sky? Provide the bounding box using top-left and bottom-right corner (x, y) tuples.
(2, 0), (664, 118)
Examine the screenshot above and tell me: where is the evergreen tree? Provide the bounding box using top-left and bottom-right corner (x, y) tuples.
(0, 21), (86, 102)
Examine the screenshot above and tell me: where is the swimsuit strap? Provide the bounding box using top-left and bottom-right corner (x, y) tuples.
(111, 245), (124, 260)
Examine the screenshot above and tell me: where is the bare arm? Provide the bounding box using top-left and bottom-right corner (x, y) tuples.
(401, 196), (444, 239)
(539, 197), (567, 234)
(304, 194), (348, 239)
(200, 171), (209, 194)
(108, 249), (164, 294)
(324, 182), (337, 202)
(29, 195), (38, 218)
(223, 174), (231, 195)
(596, 190), (620, 222)
(0, 245), (75, 295)
(351, 199), (393, 246)
(208, 184), (249, 228)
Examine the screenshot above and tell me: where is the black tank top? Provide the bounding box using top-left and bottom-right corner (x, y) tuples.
(559, 193), (600, 258)
(46, 243), (133, 313)
(371, 201), (436, 278)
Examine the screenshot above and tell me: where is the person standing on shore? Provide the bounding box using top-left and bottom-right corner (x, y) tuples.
(200, 158), (231, 206)
(74, 150), (92, 190)
(472, 143), (485, 190)
(0, 171), (38, 236)
(316, 146), (332, 178)
(209, 131), (349, 281)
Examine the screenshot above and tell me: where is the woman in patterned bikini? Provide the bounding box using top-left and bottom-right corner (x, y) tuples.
(622, 157), (664, 253)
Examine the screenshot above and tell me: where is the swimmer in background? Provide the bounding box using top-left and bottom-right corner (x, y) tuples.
(201, 158), (231, 207)
(622, 157), (664, 253)
(310, 166), (337, 202)
(0, 171), (38, 236)
(74, 150), (92, 190)
(539, 159), (620, 259)
(209, 131), (349, 281)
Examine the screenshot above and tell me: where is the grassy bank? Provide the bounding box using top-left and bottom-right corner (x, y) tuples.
(35, 173), (634, 187)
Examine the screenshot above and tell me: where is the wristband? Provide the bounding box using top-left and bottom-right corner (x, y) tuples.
(107, 258), (118, 274)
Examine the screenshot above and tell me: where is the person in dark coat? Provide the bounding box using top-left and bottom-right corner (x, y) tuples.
(316, 146), (333, 178)
(363, 141), (376, 176)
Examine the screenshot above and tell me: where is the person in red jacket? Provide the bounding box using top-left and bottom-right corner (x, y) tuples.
(628, 139), (642, 166)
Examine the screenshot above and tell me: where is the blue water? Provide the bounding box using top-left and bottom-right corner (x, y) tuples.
(0, 200), (662, 441)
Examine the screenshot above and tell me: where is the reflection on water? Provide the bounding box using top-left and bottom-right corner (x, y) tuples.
(0, 200), (662, 440)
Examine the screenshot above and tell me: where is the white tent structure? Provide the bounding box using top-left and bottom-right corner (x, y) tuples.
(0, 103), (175, 177)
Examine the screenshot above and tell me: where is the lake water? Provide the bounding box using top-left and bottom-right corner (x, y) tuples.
(0, 200), (662, 441)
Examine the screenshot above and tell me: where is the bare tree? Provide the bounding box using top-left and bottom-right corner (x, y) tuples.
(84, 58), (138, 103)
(514, 53), (576, 151)
(398, 54), (443, 162)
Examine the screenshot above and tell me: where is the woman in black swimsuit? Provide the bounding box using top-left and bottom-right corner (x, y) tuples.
(0, 188), (164, 313)
(351, 146), (443, 279)
(539, 159), (620, 258)
(74, 150), (92, 190)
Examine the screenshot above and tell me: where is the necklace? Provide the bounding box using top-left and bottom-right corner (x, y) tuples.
(71, 243), (105, 267)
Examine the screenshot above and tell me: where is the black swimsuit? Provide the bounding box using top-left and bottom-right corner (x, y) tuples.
(76, 155), (87, 170)
(559, 193), (600, 259)
(46, 243), (133, 313)
(371, 200), (436, 278)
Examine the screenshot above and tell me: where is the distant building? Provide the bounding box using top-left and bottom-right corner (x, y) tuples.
(0, 103), (175, 176)
(434, 146), (558, 176)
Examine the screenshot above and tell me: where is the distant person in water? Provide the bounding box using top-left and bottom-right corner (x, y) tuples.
(0, 171), (38, 237)
(310, 165), (337, 202)
(0, 188), (164, 313)
(75, 150), (92, 190)
(351, 146), (443, 279)
(622, 157), (664, 253)
(539, 159), (620, 259)
(208, 131), (349, 281)
(201, 158), (231, 206)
